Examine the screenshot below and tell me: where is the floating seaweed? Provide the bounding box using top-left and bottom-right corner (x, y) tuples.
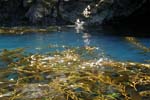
(125, 37), (150, 52)
(0, 46), (150, 100)
(0, 26), (59, 34)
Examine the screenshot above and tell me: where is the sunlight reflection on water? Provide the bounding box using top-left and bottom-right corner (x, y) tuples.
(0, 28), (150, 63)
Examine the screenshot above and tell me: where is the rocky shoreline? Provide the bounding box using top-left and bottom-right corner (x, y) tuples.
(0, 0), (149, 26)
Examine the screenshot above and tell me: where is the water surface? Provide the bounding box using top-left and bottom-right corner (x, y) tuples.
(0, 27), (150, 63)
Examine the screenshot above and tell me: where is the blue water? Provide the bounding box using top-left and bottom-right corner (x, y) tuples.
(0, 28), (150, 63)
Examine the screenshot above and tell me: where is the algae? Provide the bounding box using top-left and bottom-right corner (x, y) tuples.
(0, 46), (150, 100)
(0, 26), (59, 34)
(125, 37), (150, 52)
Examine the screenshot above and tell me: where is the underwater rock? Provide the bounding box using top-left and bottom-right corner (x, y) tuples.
(0, 83), (64, 99)
(19, 84), (52, 99)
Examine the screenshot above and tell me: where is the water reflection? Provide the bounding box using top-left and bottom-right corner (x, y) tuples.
(82, 32), (91, 47)
(0, 27), (150, 62)
(75, 19), (85, 33)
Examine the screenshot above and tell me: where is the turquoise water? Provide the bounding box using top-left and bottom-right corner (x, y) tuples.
(0, 28), (150, 63)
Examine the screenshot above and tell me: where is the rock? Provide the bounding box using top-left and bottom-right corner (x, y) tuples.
(16, 84), (64, 99)
(0, 0), (149, 26)
(26, 4), (46, 23)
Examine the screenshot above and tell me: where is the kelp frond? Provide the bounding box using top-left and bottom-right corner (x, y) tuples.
(0, 47), (150, 100)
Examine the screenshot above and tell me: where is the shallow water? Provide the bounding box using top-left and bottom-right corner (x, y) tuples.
(0, 27), (150, 63)
(0, 27), (150, 100)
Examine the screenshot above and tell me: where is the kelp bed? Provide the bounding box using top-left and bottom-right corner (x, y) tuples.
(0, 46), (150, 100)
(0, 26), (59, 34)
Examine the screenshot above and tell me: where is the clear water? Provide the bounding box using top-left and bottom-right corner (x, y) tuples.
(0, 28), (150, 63)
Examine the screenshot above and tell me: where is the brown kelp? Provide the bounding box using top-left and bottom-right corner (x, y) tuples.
(125, 37), (150, 52)
(0, 26), (59, 34)
(0, 47), (150, 100)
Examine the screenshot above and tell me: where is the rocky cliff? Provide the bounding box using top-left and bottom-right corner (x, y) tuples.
(0, 0), (149, 26)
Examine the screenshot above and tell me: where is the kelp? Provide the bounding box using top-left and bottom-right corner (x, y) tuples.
(0, 26), (59, 34)
(0, 47), (150, 100)
(125, 37), (150, 52)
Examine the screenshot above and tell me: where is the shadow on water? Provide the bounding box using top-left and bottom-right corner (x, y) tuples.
(87, 24), (150, 37)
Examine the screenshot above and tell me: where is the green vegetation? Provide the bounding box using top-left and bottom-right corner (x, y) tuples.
(0, 46), (150, 100)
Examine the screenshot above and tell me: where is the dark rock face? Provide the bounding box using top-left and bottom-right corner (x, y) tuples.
(78, 0), (148, 25)
(0, 0), (149, 26)
(0, 0), (23, 25)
